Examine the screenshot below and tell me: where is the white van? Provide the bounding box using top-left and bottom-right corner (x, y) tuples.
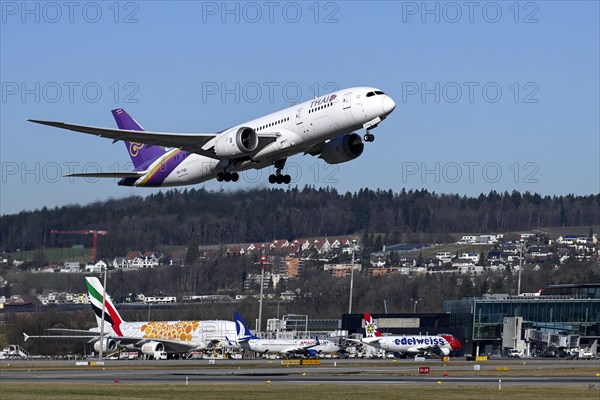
(508, 349), (523, 358)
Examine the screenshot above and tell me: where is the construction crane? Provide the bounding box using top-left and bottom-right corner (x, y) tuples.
(50, 230), (108, 261)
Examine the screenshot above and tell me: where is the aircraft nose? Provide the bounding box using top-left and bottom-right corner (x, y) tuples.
(450, 337), (461, 350)
(382, 95), (396, 115)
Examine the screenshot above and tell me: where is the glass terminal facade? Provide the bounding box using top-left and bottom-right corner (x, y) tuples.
(444, 284), (600, 354)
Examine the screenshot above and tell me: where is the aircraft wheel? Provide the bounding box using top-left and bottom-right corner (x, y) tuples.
(231, 172), (239, 182)
(268, 174), (276, 184)
(223, 172), (231, 182)
(276, 174), (284, 184)
(283, 175), (291, 184)
(216, 173), (224, 182)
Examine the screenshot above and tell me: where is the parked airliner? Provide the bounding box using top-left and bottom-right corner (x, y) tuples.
(28, 87), (395, 186)
(24, 277), (237, 358)
(355, 313), (462, 357)
(232, 312), (340, 356)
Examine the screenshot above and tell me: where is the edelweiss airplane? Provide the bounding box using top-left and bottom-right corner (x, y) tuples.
(28, 87), (395, 186)
(356, 313), (461, 357)
(232, 312), (339, 356)
(24, 277), (237, 358)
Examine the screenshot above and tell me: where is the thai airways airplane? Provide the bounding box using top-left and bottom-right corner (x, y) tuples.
(28, 87), (395, 186)
(24, 277), (237, 358)
(232, 312), (339, 356)
(356, 313), (461, 357)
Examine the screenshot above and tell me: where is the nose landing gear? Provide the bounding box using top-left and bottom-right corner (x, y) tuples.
(363, 132), (375, 142)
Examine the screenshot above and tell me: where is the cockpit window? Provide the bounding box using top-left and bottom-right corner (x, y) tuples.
(374, 90), (385, 95)
(366, 92), (375, 97)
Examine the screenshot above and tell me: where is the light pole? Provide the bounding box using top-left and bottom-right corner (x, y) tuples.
(410, 298), (421, 314)
(98, 266), (107, 361)
(517, 241), (524, 296)
(257, 255), (267, 333)
(348, 245), (356, 314)
(147, 303), (152, 321)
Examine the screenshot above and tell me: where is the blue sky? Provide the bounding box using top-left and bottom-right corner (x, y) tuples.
(1, 1), (598, 215)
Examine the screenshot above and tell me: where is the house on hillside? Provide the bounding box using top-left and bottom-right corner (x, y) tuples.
(60, 262), (81, 273)
(85, 260), (107, 273)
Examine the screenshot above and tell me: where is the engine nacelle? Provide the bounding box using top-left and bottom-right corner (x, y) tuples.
(93, 338), (118, 353)
(214, 127), (258, 159)
(140, 341), (165, 356)
(319, 133), (364, 164)
(436, 347), (451, 356)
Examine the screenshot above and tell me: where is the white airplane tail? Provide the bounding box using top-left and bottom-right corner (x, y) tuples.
(85, 277), (125, 336)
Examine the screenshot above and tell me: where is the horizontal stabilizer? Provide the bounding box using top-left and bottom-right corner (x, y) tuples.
(65, 172), (146, 179)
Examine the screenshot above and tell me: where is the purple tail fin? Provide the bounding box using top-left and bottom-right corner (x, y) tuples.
(111, 108), (165, 169)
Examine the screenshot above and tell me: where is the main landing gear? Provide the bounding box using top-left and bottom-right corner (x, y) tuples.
(269, 159), (291, 185)
(363, 132), (375, 142)
(268, 173), (291, 184)
(216, 171), (239, 182)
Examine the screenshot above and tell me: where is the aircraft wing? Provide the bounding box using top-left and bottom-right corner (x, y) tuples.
(116, 337), (207, 352)
(28, 329), (207, 352)
(24, 332), (99, 341)
(361, 337), (384, 344)
(28, 119), (219, 159)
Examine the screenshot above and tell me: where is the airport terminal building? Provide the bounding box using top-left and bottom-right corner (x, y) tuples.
(342, 284), (599, 357)
(443, 283), (600, 356)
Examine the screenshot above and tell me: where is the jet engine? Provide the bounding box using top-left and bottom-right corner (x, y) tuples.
(436, 347), (451, 356)
(319, 133), (364, 164)
(93, 338), (118, 353)
(141, 341), (165, 356)
(214, 127), (258, 158)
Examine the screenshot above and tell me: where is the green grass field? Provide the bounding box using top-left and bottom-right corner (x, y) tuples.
(1, 383), (598, 400)
(13, 247), (90, 263)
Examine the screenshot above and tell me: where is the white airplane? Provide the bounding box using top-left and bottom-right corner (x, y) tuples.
(355, 313), (462, 357)
(28, 87), (395, 186)
(24, 277), (238, 358)
(232, 312), (340, 356)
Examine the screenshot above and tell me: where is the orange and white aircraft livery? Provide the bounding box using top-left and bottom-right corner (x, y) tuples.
(24, 277), (237, 358)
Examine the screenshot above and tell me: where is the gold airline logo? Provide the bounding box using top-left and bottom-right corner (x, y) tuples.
(129, 142), (144, 157)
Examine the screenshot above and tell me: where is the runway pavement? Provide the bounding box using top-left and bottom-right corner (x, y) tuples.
(1, 358), (599, 386)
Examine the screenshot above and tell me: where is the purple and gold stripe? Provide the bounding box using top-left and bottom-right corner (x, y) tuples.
(137, 149), (187, 187)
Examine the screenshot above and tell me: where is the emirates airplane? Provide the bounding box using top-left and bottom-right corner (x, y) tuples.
(24, 277), (237, 358)
(28, 87), (395, 186)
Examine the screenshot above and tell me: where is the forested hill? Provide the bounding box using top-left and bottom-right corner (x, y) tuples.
(1, 187), (598, 256)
